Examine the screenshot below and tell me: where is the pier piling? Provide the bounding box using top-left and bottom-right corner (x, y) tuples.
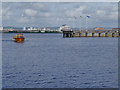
(98, 32), (101, 37)
(63, 30), (119, 38)
(112, 32), (114, 37)
(85, 32), (88, 37)
(63, 31), (73, 38)
(105, 32), (108, 37)
(92, 32), (94, 37)
(79, 32), (81, 37)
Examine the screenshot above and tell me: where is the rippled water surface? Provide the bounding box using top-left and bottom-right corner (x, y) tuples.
(2, 33), (118, 88)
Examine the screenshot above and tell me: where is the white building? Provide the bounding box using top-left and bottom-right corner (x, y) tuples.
(28, 27), (33, 30)
(33, 27), (37, 30)
(42, 27), (46, 31)
(0, 26), (3, 31)
(59, 24), (71, 31)
(30, 27), (33, 30)
(23, 27), (26, 30)
(37, 27), (41, 31)
(41, 27), (46, 32)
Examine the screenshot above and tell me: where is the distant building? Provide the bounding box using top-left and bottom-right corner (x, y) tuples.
(0, 26), (3, 31)
(23, 27), (26, 30)
(41, 27), (46, 32)
(42, 27), (46, 31)
(28, 27), (33, 30)
(59, 24), (72, 31)
(41, 31), (45, 32)
(37, 27), (41, 31)
(30, 27), (33, 30)
(112, 28), (120, 30)
(46, 28), (51, 31)
(33, 27), (37, 30)
(94, 27), (104, 30)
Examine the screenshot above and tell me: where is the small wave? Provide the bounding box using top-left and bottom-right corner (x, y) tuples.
(69, 75), (79, 78)
(32, 81), (40, 84)
(108, 71), (115, 74)
(81, 73), (85, 74)
(2, 40), (13, 42)
(44, 81), (54, 84)
(52, 77), (56, 80)
(83, 82), (90, 85)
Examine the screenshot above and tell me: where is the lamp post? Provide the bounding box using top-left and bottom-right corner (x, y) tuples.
(80, 16), (82, 30)
(73, 16), (76, 30)
(86, 17), (87, 31)
(86, 15), (90, 31)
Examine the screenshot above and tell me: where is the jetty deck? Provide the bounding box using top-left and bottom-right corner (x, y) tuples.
(63, 30), (120, 38)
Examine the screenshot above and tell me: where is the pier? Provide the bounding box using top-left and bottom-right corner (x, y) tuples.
(63, 30), (120, 38)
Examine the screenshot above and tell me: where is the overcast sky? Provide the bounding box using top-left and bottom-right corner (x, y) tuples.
(2, 2), (118, 28)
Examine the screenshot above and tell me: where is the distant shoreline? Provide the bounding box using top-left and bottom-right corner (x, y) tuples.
(1, 31), (62, 33)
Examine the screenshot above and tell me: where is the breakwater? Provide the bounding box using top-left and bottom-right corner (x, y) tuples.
(63, 30), (119, 37)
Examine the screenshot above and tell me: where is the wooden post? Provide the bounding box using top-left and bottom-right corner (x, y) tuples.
(72, 33), (73, 37)
(68, 33), (70, 37)
(105, 32), (108, 37)
(119, 33), (120, 37)
(63, 33), (65, 38)
(112, 32), (114, 37)
(98, 32), (101, 37)
(70, 33), (72, 37)
(79, 32), (81, 37)
(63, 32), (66, 38)
(66, 33), (68, 37)
(85, 32), (88, 37)
(92, 32), (94, 37)
(73, 32), (75, 37)
(68, 33), (72, 37)
(63, 31), (73, 38)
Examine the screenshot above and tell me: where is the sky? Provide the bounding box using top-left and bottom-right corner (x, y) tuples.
(0, 2), (1, 26)
(2, 2), (118, 28)
(2, 0), (120, 2)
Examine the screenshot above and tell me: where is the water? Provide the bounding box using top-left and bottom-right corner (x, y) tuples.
(2, 33), (118, 88)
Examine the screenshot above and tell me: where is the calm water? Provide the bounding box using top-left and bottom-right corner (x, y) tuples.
(2, 33), (118, 88)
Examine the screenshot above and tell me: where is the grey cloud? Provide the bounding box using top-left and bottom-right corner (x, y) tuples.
(2, 2), (118, 28)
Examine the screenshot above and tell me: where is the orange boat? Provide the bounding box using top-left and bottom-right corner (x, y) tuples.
(13, 33), (25, 42)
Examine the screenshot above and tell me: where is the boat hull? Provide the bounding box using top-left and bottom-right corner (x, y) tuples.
(14, 38), (25, 42)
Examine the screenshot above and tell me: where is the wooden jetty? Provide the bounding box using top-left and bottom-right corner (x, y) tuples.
(63, 30), (120, 38)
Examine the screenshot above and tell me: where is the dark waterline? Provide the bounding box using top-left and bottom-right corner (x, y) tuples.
(2, 33), (118, 88)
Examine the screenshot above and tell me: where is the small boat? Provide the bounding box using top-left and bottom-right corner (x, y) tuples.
(13, 33), (25, 43)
